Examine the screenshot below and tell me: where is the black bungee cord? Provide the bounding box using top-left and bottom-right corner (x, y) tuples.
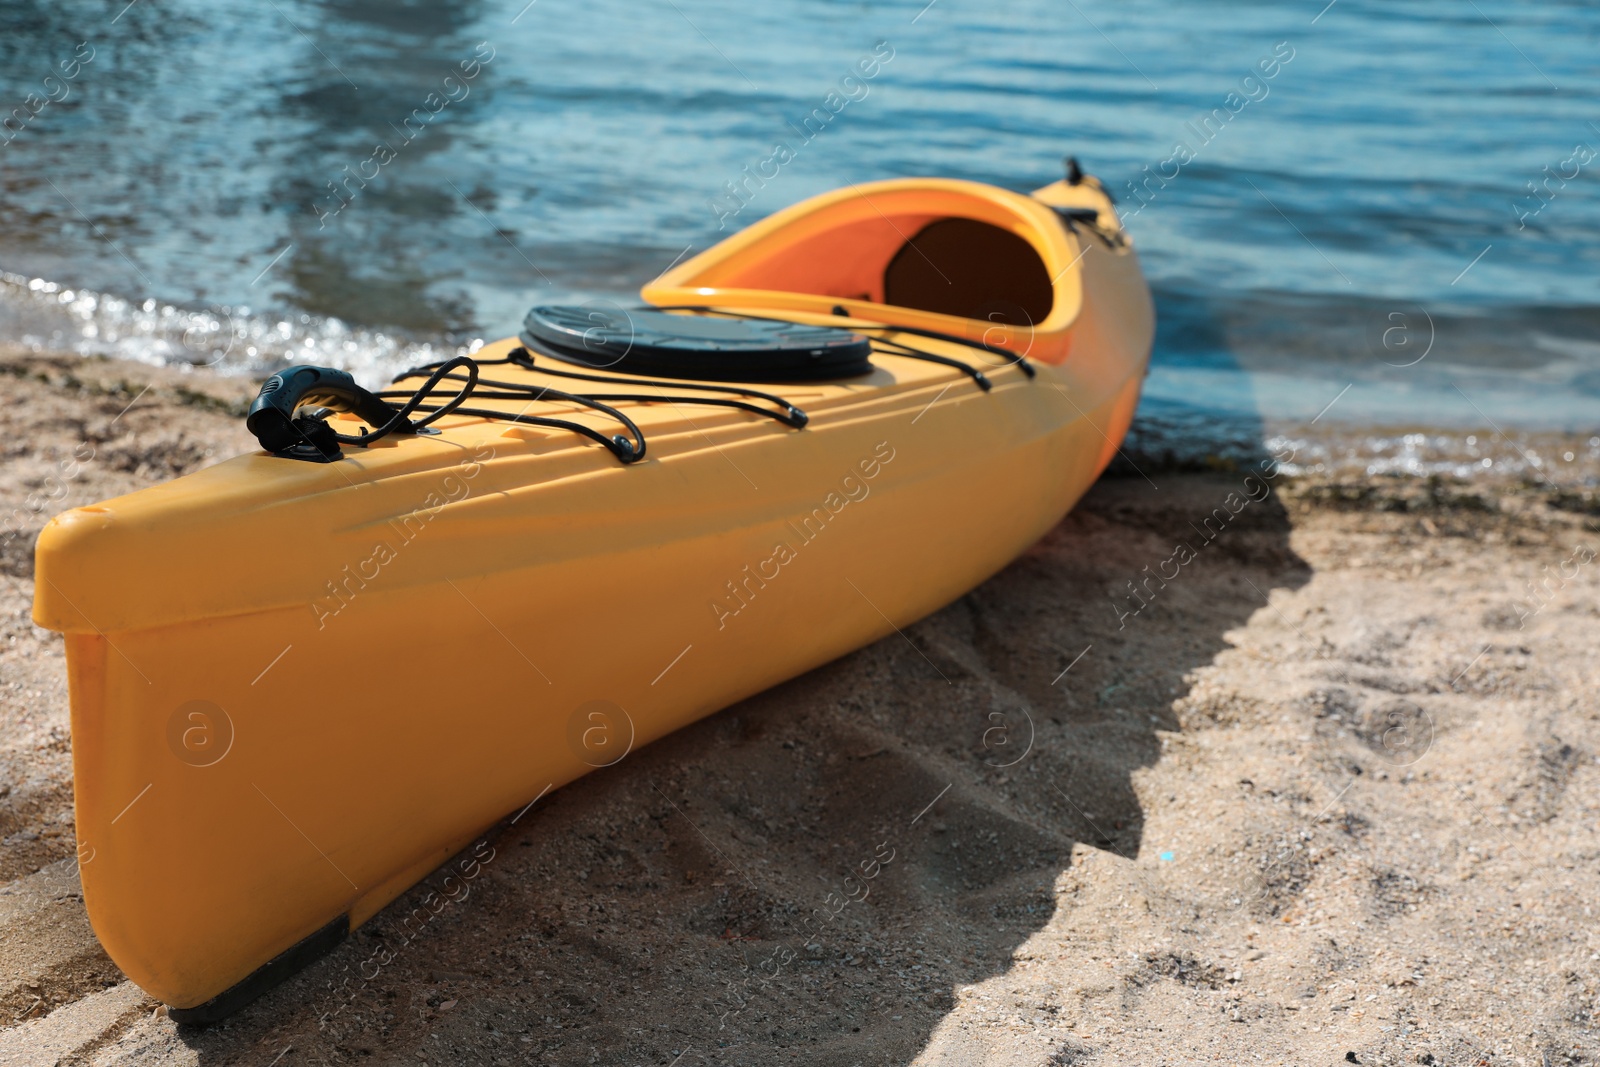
(388, 344), (808, 430)
(382, 370), (648, 463)
(339, 355), (479, 446)
(357, 305), (1033, 465)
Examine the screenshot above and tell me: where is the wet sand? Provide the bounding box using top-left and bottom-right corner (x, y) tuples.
(1, 349), (1598, 1066)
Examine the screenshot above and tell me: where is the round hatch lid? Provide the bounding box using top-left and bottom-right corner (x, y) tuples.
(521, 306), (874, 381)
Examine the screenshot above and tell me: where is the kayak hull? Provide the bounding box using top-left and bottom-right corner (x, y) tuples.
(35, 174), (1153, 1013)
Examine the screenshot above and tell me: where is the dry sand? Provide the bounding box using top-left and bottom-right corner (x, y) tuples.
(1, 350), (1598, 1066)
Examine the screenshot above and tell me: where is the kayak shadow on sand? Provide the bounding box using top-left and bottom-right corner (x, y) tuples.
(172, 421), (1309, 1066)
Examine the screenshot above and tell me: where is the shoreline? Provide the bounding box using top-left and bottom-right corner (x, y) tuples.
(1, 350), (1597, 1065)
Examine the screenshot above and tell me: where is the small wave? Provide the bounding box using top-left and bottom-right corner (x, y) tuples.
(0, 270), (477, 388)
(1122, 397), (1600, 489)
(1268, 427), (1600, 486)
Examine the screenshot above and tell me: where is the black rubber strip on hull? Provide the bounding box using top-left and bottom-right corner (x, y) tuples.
(169, 914), (349, 1026)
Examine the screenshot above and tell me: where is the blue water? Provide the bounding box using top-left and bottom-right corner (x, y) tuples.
(1, 0), (1597, 439)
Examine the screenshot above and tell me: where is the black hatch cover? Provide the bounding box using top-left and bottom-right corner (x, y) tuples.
(521, 306), (874, 382)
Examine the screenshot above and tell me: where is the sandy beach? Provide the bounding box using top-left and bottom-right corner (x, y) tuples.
(1, 349), (1598, 1066)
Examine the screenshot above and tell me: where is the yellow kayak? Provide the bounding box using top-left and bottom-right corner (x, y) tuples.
(31, 168), (1152, 1020)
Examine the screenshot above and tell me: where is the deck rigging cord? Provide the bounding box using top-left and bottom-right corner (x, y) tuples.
(251, 308), (1035, 464)
(388, 344), (808, 428)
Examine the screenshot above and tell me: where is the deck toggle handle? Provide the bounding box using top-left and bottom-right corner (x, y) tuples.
(246, 366), (404, 461)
